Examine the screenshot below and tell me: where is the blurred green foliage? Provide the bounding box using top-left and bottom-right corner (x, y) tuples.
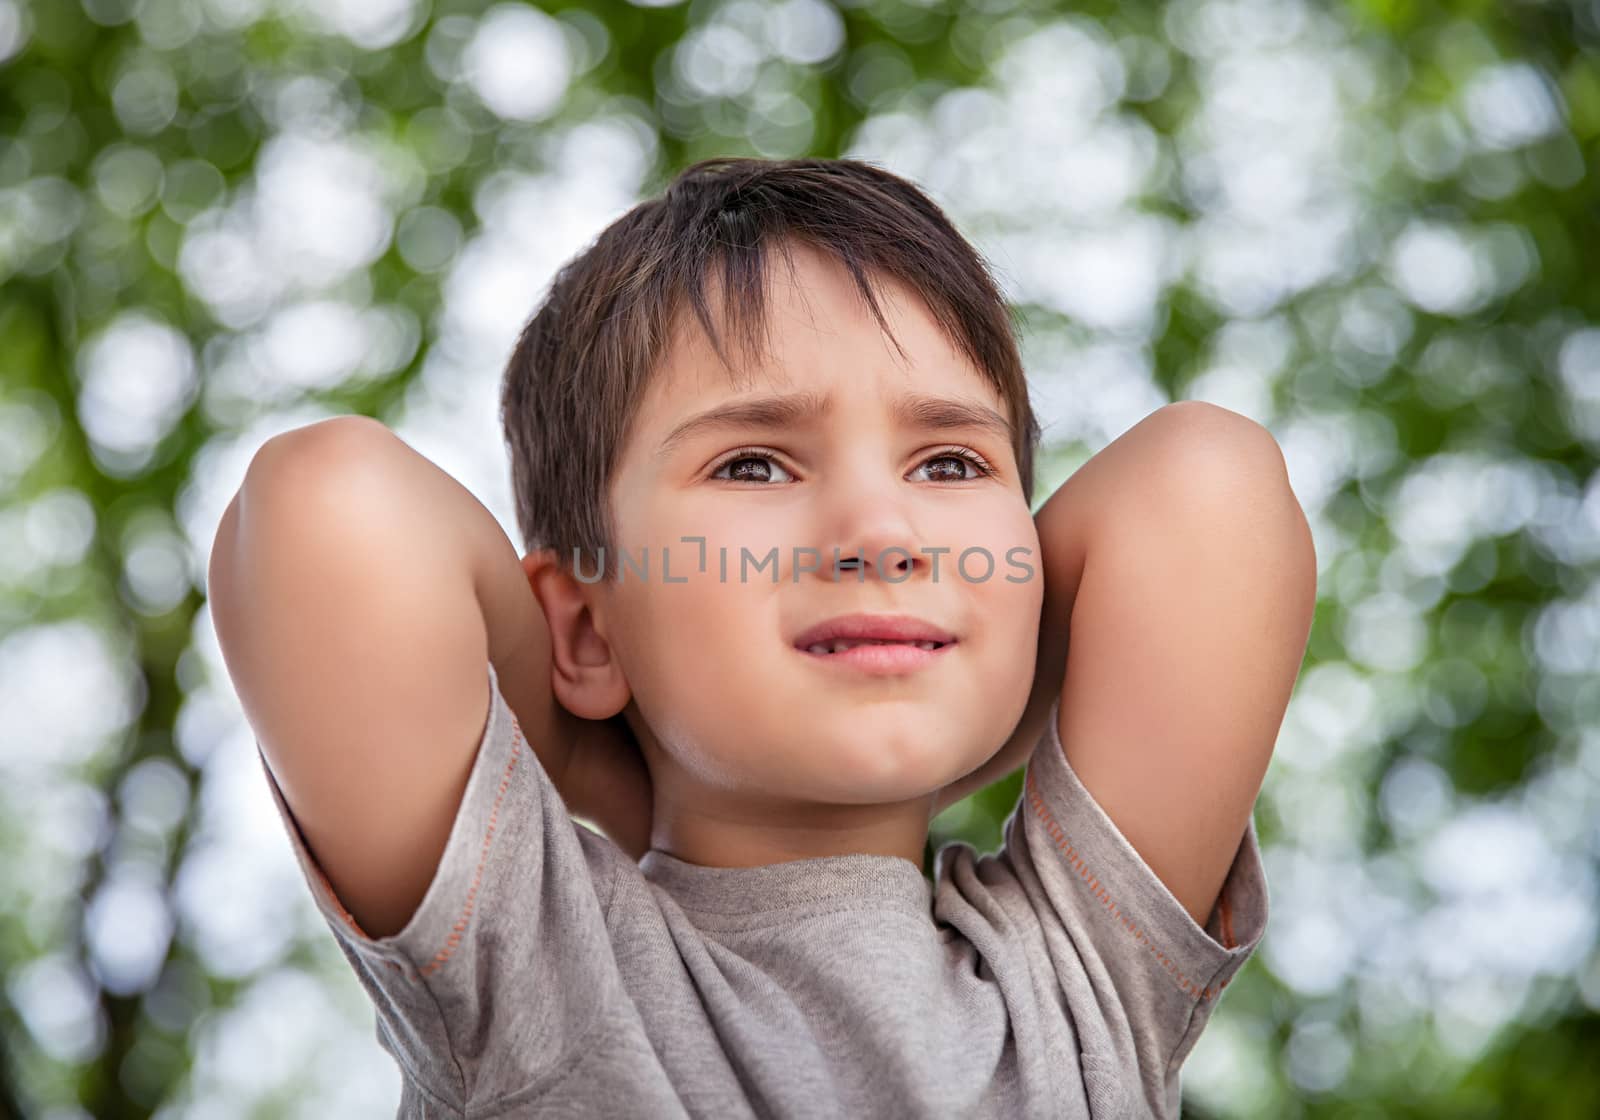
(2, 0), (1598, 1116)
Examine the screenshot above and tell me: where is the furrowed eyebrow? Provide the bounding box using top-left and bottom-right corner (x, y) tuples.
(657, 390), (830, 460)
(890, 393), (1014, 447)
(656, 390), (1013, 460)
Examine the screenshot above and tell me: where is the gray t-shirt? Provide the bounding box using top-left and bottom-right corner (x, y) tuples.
(258, 659), (1268, 1118)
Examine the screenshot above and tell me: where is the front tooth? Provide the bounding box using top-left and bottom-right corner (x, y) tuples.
(811, 638), (942, 654)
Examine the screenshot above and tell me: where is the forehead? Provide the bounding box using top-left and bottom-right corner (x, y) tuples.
(637, 242), (1002, 432)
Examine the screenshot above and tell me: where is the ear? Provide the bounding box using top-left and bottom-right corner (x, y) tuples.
(522, 550), (631, 722)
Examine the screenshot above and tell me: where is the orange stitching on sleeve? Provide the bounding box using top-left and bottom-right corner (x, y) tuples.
(1026, 769), (1232, 1002)
(256, 748), (377, 942)
(307, 845), (374, 940)
(413, 713), (526, 980)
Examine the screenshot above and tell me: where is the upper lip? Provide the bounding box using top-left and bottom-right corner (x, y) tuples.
(792, 613), (957, 650)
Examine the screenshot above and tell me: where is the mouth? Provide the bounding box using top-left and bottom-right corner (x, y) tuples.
(790, 612), (956, 649)
(798, 636), (951, 655)
(792, 637), (957, 676)
(789, 612), (958, 675)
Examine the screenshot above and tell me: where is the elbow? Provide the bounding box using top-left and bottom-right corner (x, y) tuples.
(1155, 401), (1304, 522)
(1159, 401), (1319, 628)
(243, 415), (394, 495)
(237, 415), (401, 531)
(210, 415), (396, 601)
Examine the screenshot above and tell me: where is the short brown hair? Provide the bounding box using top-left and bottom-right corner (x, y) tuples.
(500, 156), (1041, 576)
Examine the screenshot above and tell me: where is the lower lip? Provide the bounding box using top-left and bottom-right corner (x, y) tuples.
(794, 641), (956, 675)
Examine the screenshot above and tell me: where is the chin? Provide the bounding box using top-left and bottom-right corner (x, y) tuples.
(797, 735), (986, 805)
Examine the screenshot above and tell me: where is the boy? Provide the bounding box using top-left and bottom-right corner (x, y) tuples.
(208, 157), (1316, 1118)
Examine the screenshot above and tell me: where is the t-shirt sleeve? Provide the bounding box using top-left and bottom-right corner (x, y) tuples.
(1004, 695), (1269, 1107)
(253, 658), (627, 1113)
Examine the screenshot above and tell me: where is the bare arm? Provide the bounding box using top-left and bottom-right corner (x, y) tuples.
(933, 406), (1166, 811)
(938, 402), (1315, 926)
(209, 415), (574, 938)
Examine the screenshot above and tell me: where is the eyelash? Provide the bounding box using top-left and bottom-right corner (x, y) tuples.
(708, 445), (996, 483)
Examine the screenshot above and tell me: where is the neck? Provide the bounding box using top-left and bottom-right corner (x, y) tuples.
(647, 787), (936, 870)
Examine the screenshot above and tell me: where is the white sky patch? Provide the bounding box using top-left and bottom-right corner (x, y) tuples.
(0, 621), (139, 776)
(674, 24), (764, 99)
(1274, 660), (1381, 772)
(462, 4), (574, 121)
(178, 205), (273, 328)
(75, 310), (198, 477)
(1341, 590), (1429, 673)
(284, 0), (421, 50)
(1260, 850), (1364, 995)
(1183, 313), (1298, 426)
(252, 132), (395, 286)
(763, 0), (845, 66)
(1558, 328), (1600, 403)
(15, 488), (98, 577)
(1385, 222), (1485, 316)
(171, 698), (355, 982)
(123, 515), (200, 611)
(995, 20), (1125, 126)
(1284, 1016), (1354, 1093)
(200, 0), (269, 33)
(1387, 453), (1548, 577)
(178, 126), (421, 328)
(441, 147), (648, 357)
(1419, 804), (1597, 976)
(1556, 328), (1600, 450)
(1461, 61), (1564, 150)
(1531, 577), (1600, 676)
(1019, 217), (1176, 335)
(0, 391), (57, 494)
(1379, 757), (1455, 841)
(177, 966), (390, 1113)
(0, 0), (30, 64)
(847, 16), (1152, 338)
(86, 869), (175, 996)
(1182, 1013), (1277, 1116)
(1016, 337), (1168, 450)
(6, 952), (103, 1063)
(258, 299), (375, 391)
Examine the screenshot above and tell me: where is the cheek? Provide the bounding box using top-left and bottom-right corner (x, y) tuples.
(941, 508), (1041, 593)
(631, 495), (796, 592)
(617, 576), (743, 662)
(958, 512), (1044, 681)
(623, 576), (768, 706)
(609, 585), (765, 789)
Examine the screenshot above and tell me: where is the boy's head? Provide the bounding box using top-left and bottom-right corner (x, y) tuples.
(501, 158), (1044, 846)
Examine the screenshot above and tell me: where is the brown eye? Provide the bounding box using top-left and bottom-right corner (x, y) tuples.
(728, 457), (771, 482)
(923, 455), (972, 482)
(711, 449), (794, 484)
(912, 447), (993, 482)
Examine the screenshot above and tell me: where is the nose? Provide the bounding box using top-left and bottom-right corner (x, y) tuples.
(814, 481), (930, 585)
